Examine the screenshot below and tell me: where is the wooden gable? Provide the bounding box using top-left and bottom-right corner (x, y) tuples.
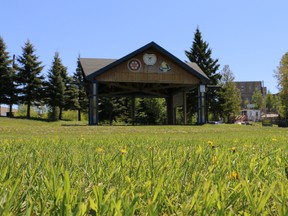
(95, 47), (199, 85)
(83, 42), (210, 85)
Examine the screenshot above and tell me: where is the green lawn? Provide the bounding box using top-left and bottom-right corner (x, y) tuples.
(0, 117), (288, 215)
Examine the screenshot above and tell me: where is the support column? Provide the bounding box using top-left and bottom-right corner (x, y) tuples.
(197, 85), (206, 124)
(183, 92), (187, 125)
(166, 96), (175, 125)
(131, 96), (135, 125)
(89, 81), (99, 125)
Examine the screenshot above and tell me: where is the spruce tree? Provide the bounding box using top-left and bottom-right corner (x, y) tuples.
(0, 37), (18, 116)
(185, 27), (221, 121)
(6, 56), (18, 116)
(0, 37), (13, 108)
(17, 40), (44, 118)
(59, 64), (72, 120)
(46, 52), (65, 121)
(73, 57), (88, 121)
(63, 75), (79, 116)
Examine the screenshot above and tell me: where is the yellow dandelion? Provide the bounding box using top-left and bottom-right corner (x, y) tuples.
(120, 147), (127, 155)
(208, 140), (216, 149)
(231, 147), (236, 153)
(212, 155), (217, 164)
(228, 171), (240, 180)
(96, 147), (104, 153)
(272, 138), (277, 141)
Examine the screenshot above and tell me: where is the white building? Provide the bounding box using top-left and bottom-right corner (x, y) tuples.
(241, 109), (261, 122)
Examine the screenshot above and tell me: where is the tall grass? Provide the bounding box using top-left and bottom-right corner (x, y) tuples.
(0, 118), (287, 215)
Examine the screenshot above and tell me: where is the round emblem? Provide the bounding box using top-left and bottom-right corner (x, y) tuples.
(128, 59), (141, 72)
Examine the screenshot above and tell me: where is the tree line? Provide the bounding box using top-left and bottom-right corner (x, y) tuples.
(1, 27), (284, 124)
(0, 38), (88, 121)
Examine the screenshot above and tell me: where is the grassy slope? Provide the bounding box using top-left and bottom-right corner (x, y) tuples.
(1, 117), (288, 215)
(1, 117), (287, 143)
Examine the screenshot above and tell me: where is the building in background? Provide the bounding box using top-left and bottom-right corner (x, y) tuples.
(233, 81), (267, 122)
(234, 81), (267, 108)
(0, 106), (18, 117)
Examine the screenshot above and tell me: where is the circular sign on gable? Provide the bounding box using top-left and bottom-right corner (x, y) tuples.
(128, 59), (141, 72)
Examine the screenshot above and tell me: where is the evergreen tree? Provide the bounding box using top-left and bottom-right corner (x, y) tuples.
(98, 97), (129, 125)
(0, 37), (13, 109)
(0, 37), (18, 116)
(72, 57), (88, 121)
(59, 62), (69, 120)
(63, 75), (79, 115)
(275, 52), (288, 118)
(136, 98), (166, 125)
(46, 52), (65, 121)
(219, 65), (241, 122)
(6, 56), (18, 116)
(185, 27), (221, 121)
(17, 40), (44, 118)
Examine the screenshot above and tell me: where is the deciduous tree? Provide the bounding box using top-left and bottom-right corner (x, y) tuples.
(219, 65), (241, 122)
(252, 89), (264, 110)
(275, 52), (288, 118)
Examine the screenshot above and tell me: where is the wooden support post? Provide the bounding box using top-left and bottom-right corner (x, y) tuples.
(197, 85), (206, 124)
(89, 81), (99, 125)
(166, 96), (175, 125)
(131, 96), (135, 125)
(183, 92), (187, 125)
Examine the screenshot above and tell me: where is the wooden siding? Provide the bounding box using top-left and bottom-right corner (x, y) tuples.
(94, 48), (200, 85)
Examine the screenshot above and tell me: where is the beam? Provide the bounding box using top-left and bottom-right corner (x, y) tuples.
(89, 81), (99, 125)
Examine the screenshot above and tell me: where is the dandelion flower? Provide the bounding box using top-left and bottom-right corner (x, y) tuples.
(208, 141), (216, 149)
(96, 147), (104, 153)
(228, 171), (240, 180)
(120, 147), (127, 155)
(212, 155), (217, 164)
(231, 147), (236, 153)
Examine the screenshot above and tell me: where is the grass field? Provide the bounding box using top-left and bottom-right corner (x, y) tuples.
(0, 118), (288, 215)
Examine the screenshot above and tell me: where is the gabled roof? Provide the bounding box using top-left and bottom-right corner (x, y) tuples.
(80, 58), (116, 77)
(80, 41), (210, 84)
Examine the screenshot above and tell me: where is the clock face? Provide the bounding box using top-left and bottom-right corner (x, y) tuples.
(143, 53), (157, 65)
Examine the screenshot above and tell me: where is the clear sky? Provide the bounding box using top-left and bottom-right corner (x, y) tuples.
(1, 0), (288, 94)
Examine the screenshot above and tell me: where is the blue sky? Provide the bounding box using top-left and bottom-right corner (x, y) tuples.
(1, 0), (288, 94)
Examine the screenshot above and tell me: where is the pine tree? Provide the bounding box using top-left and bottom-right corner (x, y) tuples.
(185, 27), (221, 121)
(63, 75), (79, 116)
(59, 65), (73, 120)
(17, 40), (44, 118)
(72, 57), (88, 121)
(46, 52), (65, 121)
(219, 65), (241, 122)
(0, 37), (18, 116)
(0, 37), (12, 106)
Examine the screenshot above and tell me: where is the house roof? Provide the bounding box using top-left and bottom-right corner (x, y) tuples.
(80, 41), (210, 84)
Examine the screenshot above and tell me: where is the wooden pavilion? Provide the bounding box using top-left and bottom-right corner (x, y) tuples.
(80, 42), (210, 125)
